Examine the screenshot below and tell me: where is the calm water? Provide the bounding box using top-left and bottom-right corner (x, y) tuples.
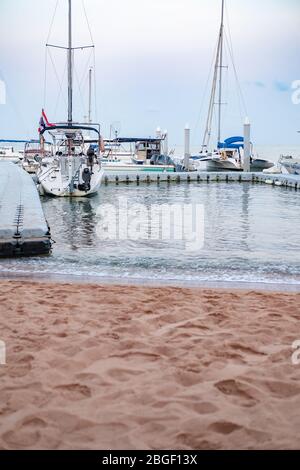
(1, 182), (300, 288)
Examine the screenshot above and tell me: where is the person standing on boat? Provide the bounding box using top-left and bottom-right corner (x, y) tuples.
(87, 146), (96, 171)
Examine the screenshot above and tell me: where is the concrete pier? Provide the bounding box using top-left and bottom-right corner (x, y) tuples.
(0, 162), (51, 257)
(102, 170), (300, 189)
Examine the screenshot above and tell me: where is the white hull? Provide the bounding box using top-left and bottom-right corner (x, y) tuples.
(101, 161), (175, 172)
(281, 162), (300, 175)
(37, 157), (103, 197)
(206, 158), (241, 171)
(198, 155), (274, 172)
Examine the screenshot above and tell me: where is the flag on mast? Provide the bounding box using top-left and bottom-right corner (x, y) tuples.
(38, 109), (55, 134)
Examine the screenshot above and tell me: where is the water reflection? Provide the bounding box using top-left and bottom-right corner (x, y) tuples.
(1, 183), (300, 285)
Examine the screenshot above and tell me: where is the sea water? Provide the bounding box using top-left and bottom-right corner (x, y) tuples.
(1, 180), (300, 289)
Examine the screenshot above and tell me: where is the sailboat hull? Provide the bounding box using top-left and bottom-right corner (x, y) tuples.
(204, 158), (274, 172)
(205, 159), (241, 171)
(37, 160), (104, 197)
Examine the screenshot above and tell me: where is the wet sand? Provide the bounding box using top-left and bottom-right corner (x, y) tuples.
(0, 280), (300, 449)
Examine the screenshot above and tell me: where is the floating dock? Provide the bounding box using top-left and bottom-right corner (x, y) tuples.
(102, 170), (300, 189)
(0, 162), (51, 257)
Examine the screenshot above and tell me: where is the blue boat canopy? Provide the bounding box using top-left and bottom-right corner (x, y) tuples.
(0, 139), (41, 144)
(218, 136), (244, 150)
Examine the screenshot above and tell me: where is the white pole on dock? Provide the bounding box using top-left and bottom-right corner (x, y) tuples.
(243, 117), (251, 172)
(163, 130), (168, 157)
(184, 124), (191, 171)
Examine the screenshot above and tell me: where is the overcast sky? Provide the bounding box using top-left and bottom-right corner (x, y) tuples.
(0, 0), (299, 147)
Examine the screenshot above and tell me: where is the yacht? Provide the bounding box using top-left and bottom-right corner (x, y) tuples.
(279, 155), (300, 175)
(36, 0), (103, 197)
(101, 136), (178, 172)
(0, 142), (23, 164)
(196, 0), (273, 172)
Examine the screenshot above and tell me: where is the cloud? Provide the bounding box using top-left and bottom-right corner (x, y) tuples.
(274, 81), (290, 92)
(146, 107), (160, 114)
(254, 81), (266, 88)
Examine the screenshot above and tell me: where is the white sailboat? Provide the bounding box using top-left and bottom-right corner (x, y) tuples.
(37, 0), (103, 197)
(197, 0), (273, 172)
(0, 141), (23, 164)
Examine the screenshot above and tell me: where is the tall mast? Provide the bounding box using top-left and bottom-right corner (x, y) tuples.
(202, 38), (221, 149)
(68, 0), (73, 124)
(217, 0), (225, 143)
(202, 0), (225, 150)
(88, 67), (92, 123)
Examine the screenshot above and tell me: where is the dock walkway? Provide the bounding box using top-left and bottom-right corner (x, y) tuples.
(102, 170), (300, 189)
(0, 162), (51, 257)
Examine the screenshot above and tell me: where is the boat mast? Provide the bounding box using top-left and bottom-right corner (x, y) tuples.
(202, 0), (225, 150)
(88, 67), (92, 124)
(202, 39), (221, 150)
(68, 0), (73, 124)
(217, 0), (225, 143)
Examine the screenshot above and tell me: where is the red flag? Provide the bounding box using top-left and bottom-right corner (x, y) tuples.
(42, 109), (55, 127)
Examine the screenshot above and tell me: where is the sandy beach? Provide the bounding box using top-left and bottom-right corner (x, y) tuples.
(0, 280), (300, 450)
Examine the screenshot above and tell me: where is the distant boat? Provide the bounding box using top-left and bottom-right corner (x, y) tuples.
(196, 0), (273, 172)
(22, 140), (52, 174)
(279, 155), (300, 175)
(36, 0), (103, 197)
(101, 136), (178, 172)
(0, 141), (23, 164)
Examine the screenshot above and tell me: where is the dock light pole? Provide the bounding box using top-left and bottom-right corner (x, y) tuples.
(184, 124), (191, 171)
(243, 117), (251, 172)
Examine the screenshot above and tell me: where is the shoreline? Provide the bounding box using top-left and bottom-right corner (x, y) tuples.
(1, 270), (300, 293)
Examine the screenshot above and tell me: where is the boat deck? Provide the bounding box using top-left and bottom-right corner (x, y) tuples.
(0, 162), (51, 257)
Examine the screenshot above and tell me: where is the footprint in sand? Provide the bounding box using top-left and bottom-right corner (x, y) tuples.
(214, 379), (257, 407)
(209, 421), (242, 435)
(176, 432), (221, 450)
(107, 368), (143, 382)
(191, 402), (218, 415)
(54, 383), (92, 400)
(2, 417), (47, 448)
(258, 379), (300, 399)
(7, 354), (34, 378)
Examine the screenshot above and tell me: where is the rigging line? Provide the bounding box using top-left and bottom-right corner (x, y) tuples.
(81, 0), (95, 45)
(47, 46), (68, 110)
(79, 48), (94, 89)
(54, 56), (68, 119)
(46, 0), (59, 44)
(74, 63), (87, 119)
(92, 48), (98, 122)
(193, 37), (219, 145)
(224, 32), (248, 117)
(43, 47), (48, 108)
(224, 3), (248, 116)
